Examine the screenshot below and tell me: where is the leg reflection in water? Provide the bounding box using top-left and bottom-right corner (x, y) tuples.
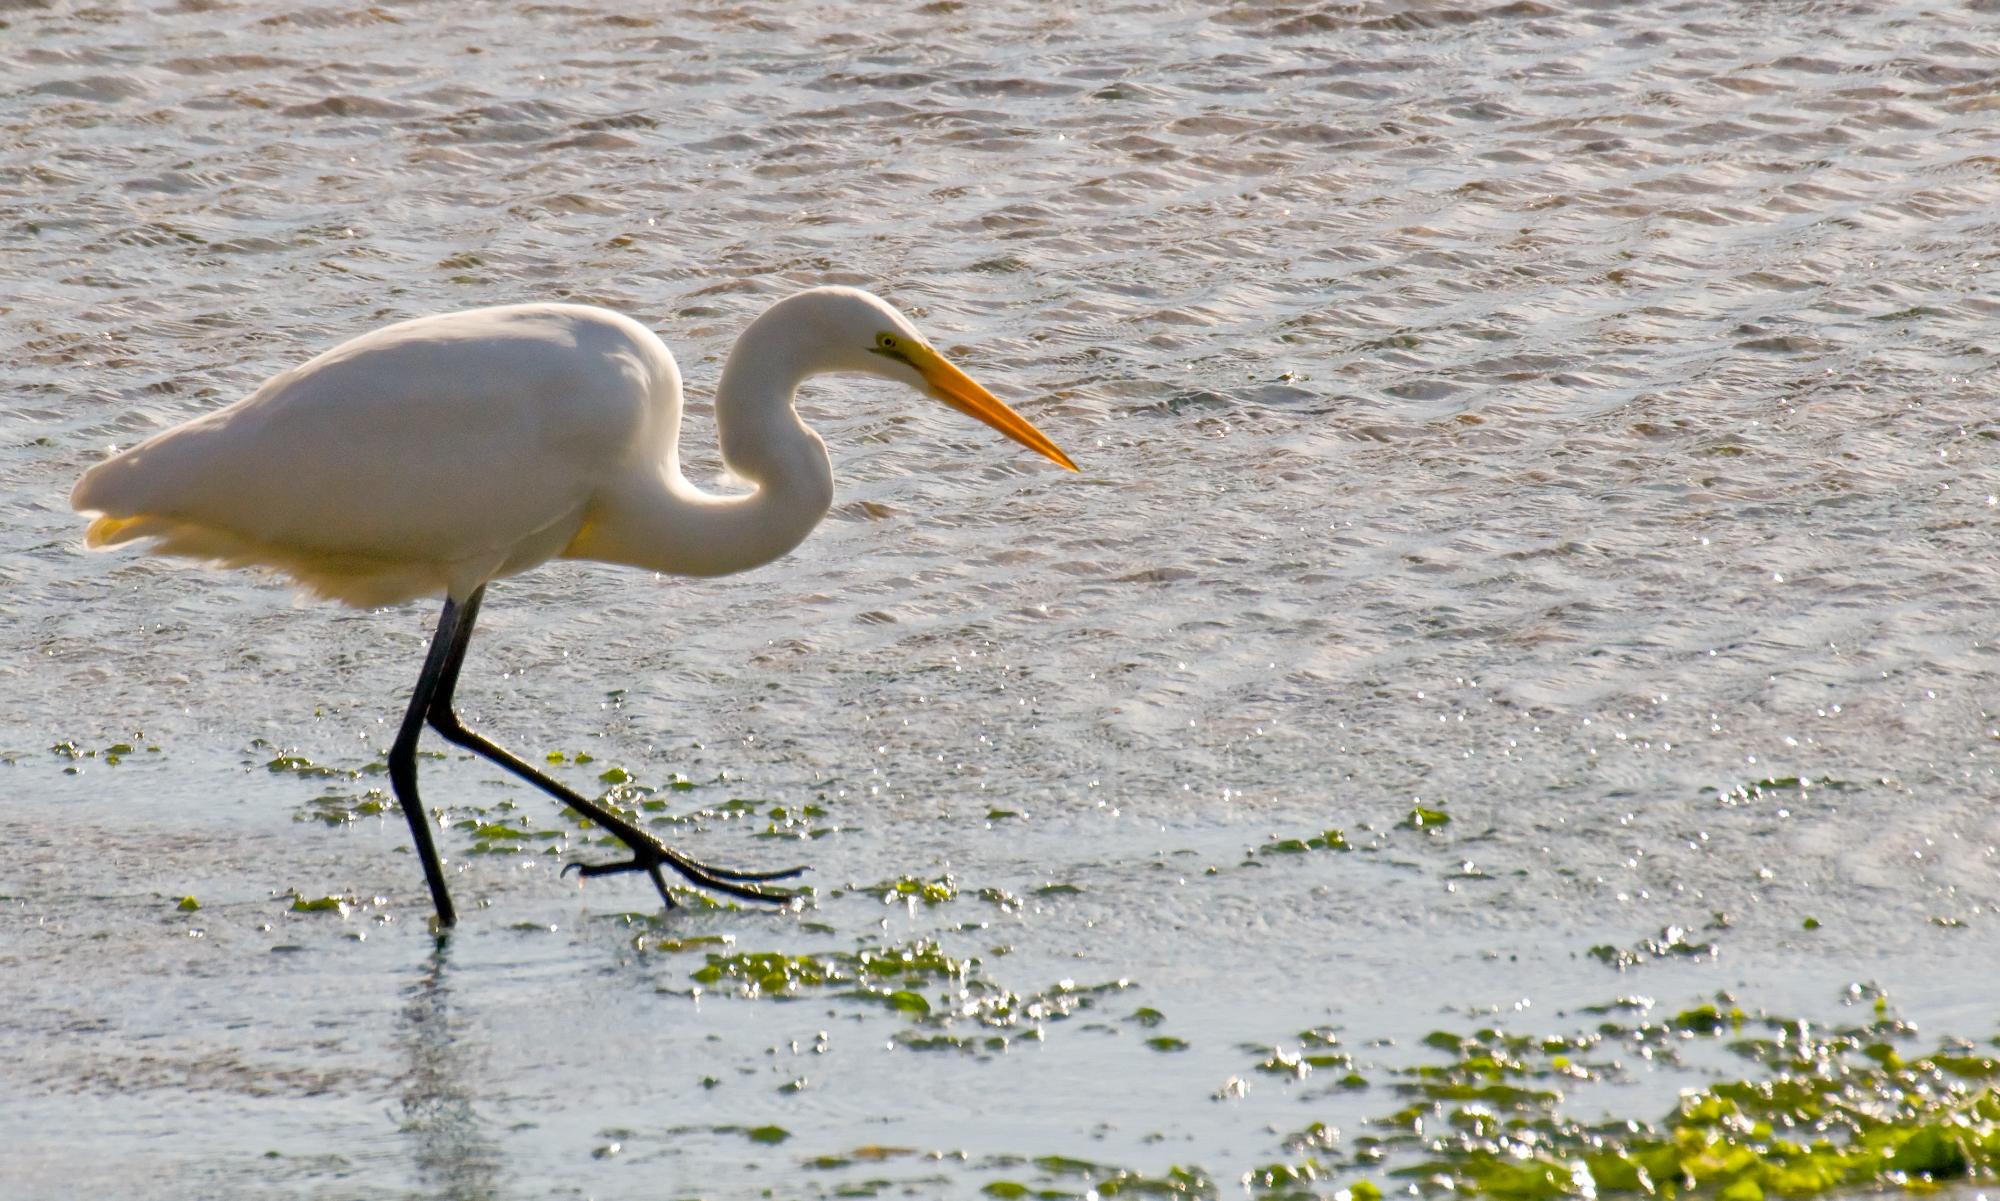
(399, 944), (502, 1199)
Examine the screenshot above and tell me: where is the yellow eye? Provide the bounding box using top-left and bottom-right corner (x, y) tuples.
(877, 333), (898, 350)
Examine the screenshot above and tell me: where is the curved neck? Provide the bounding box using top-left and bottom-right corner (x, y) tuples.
(568, 310), (835, 579)
(714, 308), (832, 497)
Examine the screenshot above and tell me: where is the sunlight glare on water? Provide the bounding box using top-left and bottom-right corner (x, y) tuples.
(3, 0), (1999, 1198)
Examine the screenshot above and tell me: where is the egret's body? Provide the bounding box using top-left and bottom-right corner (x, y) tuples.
(73, 287), (1074, 925)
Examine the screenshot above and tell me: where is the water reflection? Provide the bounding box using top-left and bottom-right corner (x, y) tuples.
(398, 941), (503, 1200)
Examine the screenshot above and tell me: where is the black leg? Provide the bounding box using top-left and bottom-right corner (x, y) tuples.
(423, 586), (806, 907)
(390, 597), (465, 927)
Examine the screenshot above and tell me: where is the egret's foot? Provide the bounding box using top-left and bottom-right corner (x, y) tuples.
(560, 836), (805, 906)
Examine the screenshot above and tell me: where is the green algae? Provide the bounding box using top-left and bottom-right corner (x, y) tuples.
(876, 874), (958, 905)
(242, 765), (2000, 1201)
(649, 933), (735, 954)
(808, 1146), (919, 1172)
(1230, 992), (2000, 1200)
(978, 887), (1026, 912)
(1259, 829), (1351, 855)
(1033, 1154), (1107, 1176)
(1401, 804), (1451, 830)
(690, 938), (1128, 1051)
(466, 821), (532, 842)
(755, 802), (840, 841)
(265, 752), (364, 779)
(882, 990), (931, 1015)
(1588, 924), (1719, 969)
(299, 790), (576, 857)
(692, 939), (970, 1001)
(1670, 1003), (1740, 1035)
(264, 746), (812, 872)
(286, 892), (350, 914)
(1710, 776), (1853, 806)
(984, 1159), (1215, 1199)
(295, 789), (390, 826)
(49, 737), (158, 770)
(1254, 1029), (1353, 1080)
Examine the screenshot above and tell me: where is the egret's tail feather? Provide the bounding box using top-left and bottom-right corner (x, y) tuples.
(84, 513), (149, 548)
(75, 511), (450, 608)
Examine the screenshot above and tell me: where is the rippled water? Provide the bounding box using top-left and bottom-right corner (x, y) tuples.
(5, 1), (1999, 1197)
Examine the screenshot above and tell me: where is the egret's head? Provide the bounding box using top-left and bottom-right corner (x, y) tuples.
(797, 287), (1078, 472)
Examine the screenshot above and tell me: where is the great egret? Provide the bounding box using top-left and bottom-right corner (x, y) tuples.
(71, 287), (1077, 926)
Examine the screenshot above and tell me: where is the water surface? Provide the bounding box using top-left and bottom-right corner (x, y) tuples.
(3, 1), (1998, 1197)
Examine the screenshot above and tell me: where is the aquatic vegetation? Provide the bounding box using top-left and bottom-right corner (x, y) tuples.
(1252, 1029), (1354, 1081)
(1400, 804), (1451, 831)
(1235, 992), (2000, 1200)
(1710, 776), (1852, 807)
(874, 874), (958, 906)
(689, 938), (970, 998)
(455, 805), (568, 856)
(981, 1159), (1216, 1198)
(978, 887), (1026, 912)
(650, 933), (733, 955)
(1587, 924), (1720, 969)
(1666, 1003), (1740, 1036)
(48, 737), (157, 771)
(264, 753), (355, 779)
(1258, 829), (1351, 855)
(159, 740), (1987, 1200)
(677, 936), (1129, 1053)
(294, 789), (390, 826)
(806, 1146), (918, 1172)
(286, 892), (351, 914)
(754, 802), (841, 841)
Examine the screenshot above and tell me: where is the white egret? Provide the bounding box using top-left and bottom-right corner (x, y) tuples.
(72, 287), (1077, 925)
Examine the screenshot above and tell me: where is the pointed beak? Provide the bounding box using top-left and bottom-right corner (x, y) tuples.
(911, 346), (1078, 472)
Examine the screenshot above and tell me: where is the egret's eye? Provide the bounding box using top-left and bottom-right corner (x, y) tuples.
(870, 332), (910, 361)
(878, 333), (898, 350)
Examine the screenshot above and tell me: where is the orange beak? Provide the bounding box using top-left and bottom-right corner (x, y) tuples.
(912, 346), (1078, 472)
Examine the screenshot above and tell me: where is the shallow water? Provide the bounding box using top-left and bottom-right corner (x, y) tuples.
(4, 0), (1999, 1197)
